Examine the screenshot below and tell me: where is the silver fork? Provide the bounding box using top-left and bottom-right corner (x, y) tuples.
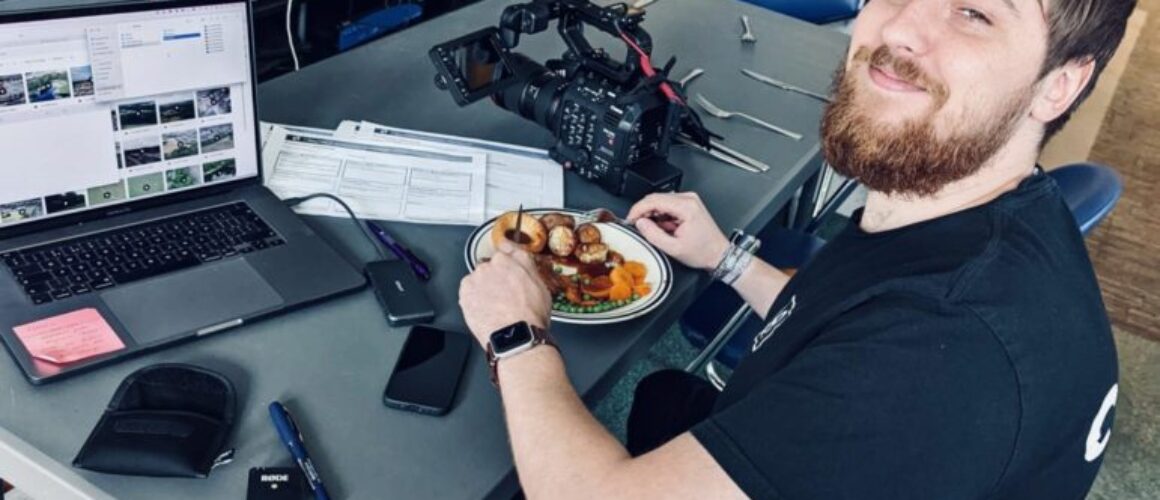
(579, 208), (675, 231)
(678, 68), (704, 88)
(580, 208), (631, 227)
(695, 94), (802, 141)
(740, 15), (757, 43)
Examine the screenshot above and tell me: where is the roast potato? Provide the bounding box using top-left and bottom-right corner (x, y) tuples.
(540, 213), (576, 233)
(548, 225), (577, 257)
(575, 223), (602, 244)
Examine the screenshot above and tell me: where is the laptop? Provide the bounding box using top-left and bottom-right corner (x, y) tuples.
(0, 0), (366, 384)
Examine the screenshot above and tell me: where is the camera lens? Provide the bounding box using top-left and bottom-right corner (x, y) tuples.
(492, 53), (566, 132)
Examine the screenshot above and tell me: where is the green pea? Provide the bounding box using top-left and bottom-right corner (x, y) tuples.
(583, 294), (591, 301)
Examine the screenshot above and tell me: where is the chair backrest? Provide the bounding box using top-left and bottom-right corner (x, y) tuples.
(740, 0), (864, 24)
(1046, 163), (1124, 236)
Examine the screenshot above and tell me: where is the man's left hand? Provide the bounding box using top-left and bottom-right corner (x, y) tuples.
(459, 241), (552, 347)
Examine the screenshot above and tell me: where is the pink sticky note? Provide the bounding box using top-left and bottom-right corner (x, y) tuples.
(12, 308), (125, 365)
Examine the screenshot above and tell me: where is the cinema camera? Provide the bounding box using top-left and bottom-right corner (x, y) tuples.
(429, 0), (714, 199)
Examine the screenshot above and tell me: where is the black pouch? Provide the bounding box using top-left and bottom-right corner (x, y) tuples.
(73, 363), (237, 478)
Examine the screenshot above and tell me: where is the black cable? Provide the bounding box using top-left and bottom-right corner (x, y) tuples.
(283, 193), (388, 262)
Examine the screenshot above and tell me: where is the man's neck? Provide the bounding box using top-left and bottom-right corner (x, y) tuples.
(860, 143), (1039, 233)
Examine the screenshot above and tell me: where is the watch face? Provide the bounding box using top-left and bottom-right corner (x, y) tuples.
(491, 322), (534, 355)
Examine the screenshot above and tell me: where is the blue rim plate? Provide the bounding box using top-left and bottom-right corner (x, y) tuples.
(464, 208), (673, 325)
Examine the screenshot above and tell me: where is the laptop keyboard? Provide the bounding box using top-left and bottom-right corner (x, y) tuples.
(1, 202), (284, 306)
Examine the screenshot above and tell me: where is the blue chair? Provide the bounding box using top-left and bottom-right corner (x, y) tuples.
(740, 0), (864, 24)
(1048, 163), (1124, 236)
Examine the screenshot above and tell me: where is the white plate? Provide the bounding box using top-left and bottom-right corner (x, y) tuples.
(465, 208), (673, 325)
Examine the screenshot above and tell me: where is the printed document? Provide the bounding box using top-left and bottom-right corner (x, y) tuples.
(337, 120), (565, 218)
(263, 126), (488, 225)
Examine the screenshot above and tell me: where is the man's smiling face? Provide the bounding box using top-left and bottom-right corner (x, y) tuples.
(821, 0), (1053, 197)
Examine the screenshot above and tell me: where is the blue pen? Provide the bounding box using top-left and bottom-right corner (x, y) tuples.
(268, 402), (331, 500)
(365, 221), (432, 281)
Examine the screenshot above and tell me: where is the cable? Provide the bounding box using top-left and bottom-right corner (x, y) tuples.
(616, 28), (683, 105)
(283, 193), (388, 261)
(286, 0), (301, 71)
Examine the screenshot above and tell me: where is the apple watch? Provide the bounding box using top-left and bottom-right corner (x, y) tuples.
(486, 321), (556, 388)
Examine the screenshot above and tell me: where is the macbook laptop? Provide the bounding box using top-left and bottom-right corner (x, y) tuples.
(0, 0), (366, 384)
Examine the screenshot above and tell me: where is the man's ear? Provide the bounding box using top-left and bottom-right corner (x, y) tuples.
(1031, 57), (1097, 124)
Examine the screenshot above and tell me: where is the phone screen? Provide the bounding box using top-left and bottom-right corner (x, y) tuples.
(384, 326), (471, 414)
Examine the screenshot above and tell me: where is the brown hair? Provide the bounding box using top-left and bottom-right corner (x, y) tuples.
(1040, 0), (1137, 141)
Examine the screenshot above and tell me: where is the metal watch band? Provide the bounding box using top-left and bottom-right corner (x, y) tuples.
(487, 325), (556, 388)
(711, 229), (761, 285)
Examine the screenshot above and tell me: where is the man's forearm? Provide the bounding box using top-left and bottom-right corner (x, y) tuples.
(729, 257), (790, 319)
(496, 346), (632, 499)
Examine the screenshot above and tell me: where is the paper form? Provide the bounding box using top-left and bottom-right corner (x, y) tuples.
(263, 126), (488, 225)
(337, 120), (565, 219)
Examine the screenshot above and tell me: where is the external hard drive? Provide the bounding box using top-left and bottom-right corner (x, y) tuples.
(365, 260), (436, 327)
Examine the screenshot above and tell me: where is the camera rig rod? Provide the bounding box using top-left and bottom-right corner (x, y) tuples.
(499, 0), (651, 85)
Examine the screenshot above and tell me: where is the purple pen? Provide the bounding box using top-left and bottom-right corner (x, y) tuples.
(365, 221), (432, 281)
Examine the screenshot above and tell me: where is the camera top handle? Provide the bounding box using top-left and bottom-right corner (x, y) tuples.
(498, 0), (650, 86)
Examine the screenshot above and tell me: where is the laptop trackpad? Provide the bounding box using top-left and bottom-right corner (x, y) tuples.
(101, 259), (285, 346)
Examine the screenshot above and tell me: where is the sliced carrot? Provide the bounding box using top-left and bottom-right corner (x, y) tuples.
(632, 284), (652, 297)
(609, 283), (632, 301)
(610, 266), (633, 288)
(582, 276), (613, 299)
(623, 261), (647, 280)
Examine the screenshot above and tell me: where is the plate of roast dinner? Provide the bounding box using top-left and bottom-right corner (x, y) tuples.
(465, 208), (673, 325)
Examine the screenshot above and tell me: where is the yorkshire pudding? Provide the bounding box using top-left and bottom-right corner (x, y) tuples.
(491, 211), (547, 253)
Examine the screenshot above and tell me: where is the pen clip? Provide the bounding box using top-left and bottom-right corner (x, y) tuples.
(276, 402), (304, 442)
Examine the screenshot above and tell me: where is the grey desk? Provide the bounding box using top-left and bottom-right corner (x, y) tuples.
(0, 1), (848, 498)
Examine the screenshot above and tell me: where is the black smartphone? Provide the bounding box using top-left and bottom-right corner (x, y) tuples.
(383, 325), (471, 416)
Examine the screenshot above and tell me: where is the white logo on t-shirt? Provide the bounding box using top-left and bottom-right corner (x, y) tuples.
(753, 295), (796, 352)
(1084, 384), (1118, 462)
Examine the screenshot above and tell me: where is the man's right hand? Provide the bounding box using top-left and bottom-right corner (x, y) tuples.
(627, 192), (731, 272)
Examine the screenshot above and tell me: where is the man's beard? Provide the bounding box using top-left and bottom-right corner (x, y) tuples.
(820, 45), (1033, 197)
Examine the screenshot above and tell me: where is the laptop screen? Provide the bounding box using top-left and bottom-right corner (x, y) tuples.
(0, 1), (259, 229)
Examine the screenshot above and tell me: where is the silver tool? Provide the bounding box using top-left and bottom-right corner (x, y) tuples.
(695, 94), (803, 141)
(675, 135), (766, 174)
(740, 15), (757, 43)
(580, 208), (676, 232)
(632, 0), (659, 9)
(678, 68), (705, 88)
(705, 138), (770, 172)
(580, 208), (632, 227)
(741, 68), (832, 103)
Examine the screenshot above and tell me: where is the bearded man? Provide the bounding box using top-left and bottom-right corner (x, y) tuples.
(458, 0), (1136, 497)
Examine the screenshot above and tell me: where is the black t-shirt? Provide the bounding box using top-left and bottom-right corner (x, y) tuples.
(692, 171), (1119, 499)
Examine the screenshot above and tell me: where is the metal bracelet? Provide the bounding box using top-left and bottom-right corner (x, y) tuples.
(711, 230), (760, 284)
(720, 250), (754, 286)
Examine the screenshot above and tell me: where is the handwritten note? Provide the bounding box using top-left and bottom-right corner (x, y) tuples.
(13, 308), (125, 364)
